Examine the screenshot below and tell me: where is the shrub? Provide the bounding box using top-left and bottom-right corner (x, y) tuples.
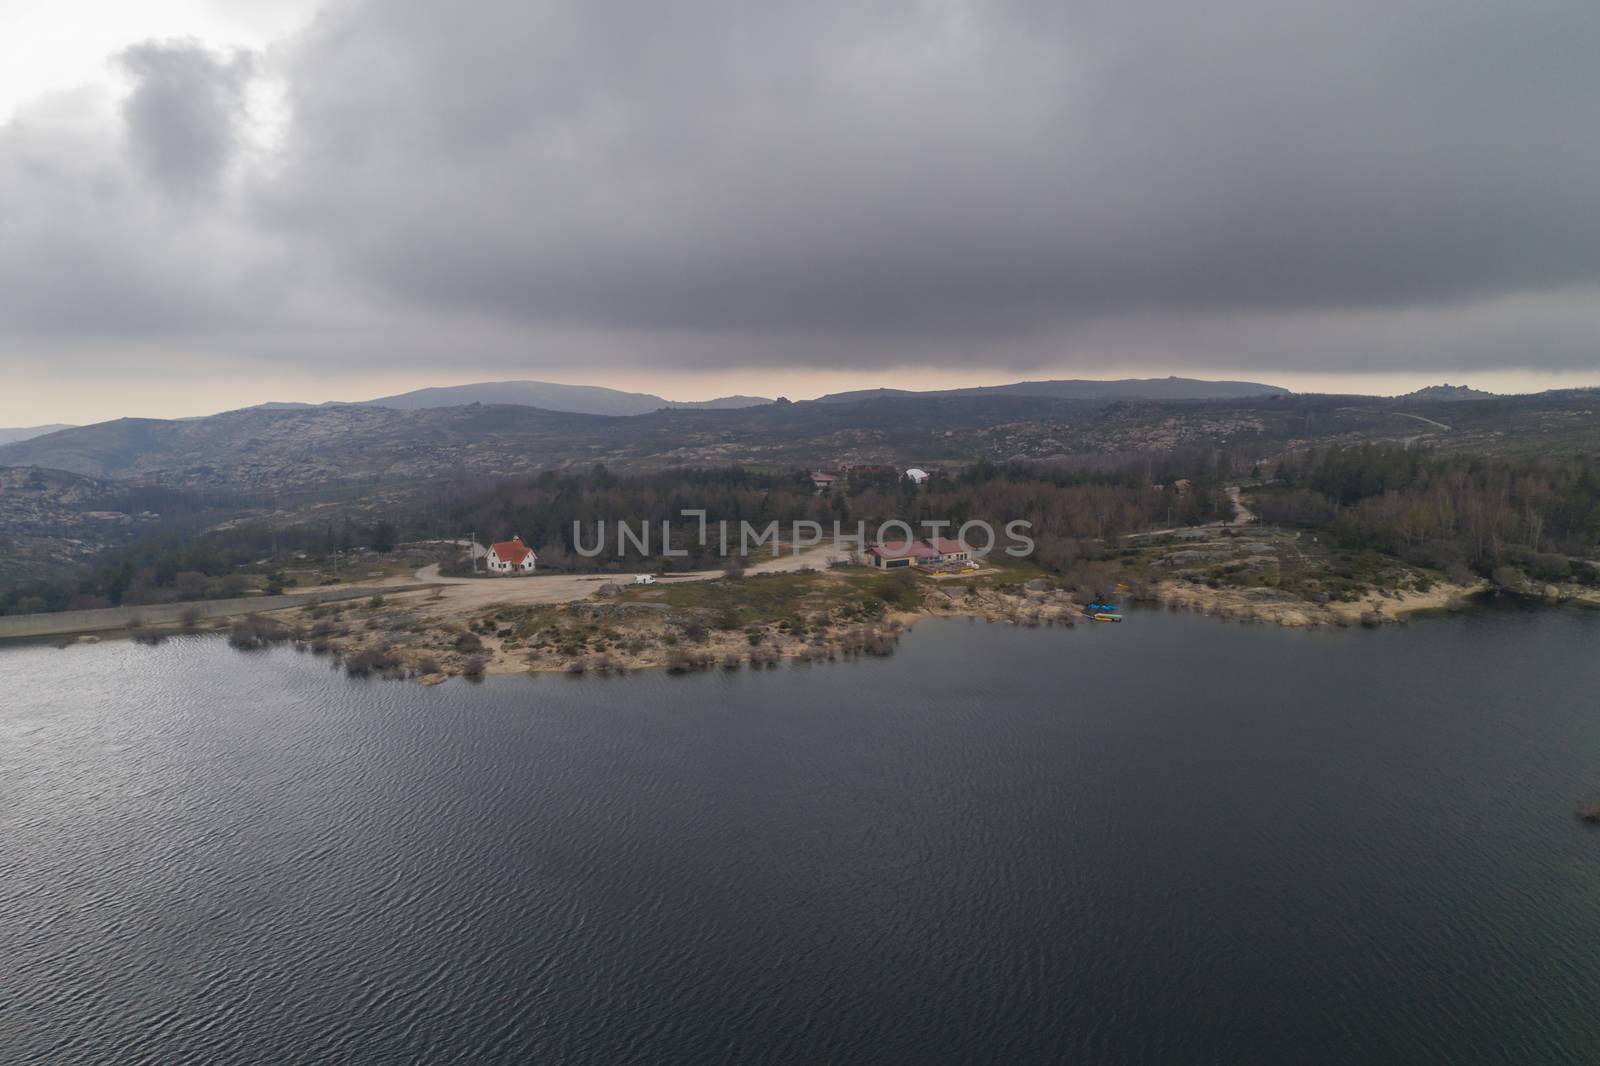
(1491, 566), (1528, 592)
(228, 615), (293, 650)
(178, 606), (203, 629)
(461, 655), (488, 680)
(665, 648), (712, 674)
(367, 595), (386, 609)
(343, 647), (404, 678)
(453, 631), (483, 653)
(1531, 553), (1572, 582)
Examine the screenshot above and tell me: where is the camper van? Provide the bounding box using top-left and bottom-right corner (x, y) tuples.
(632, 574), (657, 586)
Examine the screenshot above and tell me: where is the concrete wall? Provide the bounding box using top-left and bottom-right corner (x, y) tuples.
(0, 584), (431, 640)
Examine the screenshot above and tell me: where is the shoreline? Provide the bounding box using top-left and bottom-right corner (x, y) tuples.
(1152, 579), (1491, 628)
(16, 567), (1599, 681)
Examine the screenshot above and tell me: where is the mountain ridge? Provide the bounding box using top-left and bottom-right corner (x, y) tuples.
(0, 424), (76, 446)
(816, 376), (1288, 403)
(1399, 383), (1496, 401)
(360, 380), (772, 416)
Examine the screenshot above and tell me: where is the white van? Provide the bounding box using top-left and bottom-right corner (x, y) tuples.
(632, 574), (657, 585)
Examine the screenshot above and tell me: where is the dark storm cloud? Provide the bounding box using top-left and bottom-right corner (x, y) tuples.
(119, 40), (253, 196)
(4, 0), (1600, 377)
(263, 2), (1600, 334)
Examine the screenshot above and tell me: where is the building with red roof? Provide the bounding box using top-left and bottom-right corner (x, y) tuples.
(929, 537), (972, 563)
(863, 537), (972, 569)
(486, 535), (538, 575)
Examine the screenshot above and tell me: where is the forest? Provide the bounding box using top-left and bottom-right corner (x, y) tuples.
(15, 441), (1595, 617)
(426, 454), (1232, 573)
(1, 455), (1231, 614)
(1252, 444), (1600, 584)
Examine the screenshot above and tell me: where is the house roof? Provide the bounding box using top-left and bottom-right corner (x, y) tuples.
(866, 537), (970, 560)
(867, 540), (939, 560)
(489, 536), (536, 564)
(810, 471), (838, 482)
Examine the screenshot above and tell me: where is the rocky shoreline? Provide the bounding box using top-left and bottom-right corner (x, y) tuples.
(282, 579), (1093, 681)
(48, 569), (1600, 682)
(1153, 579), (1486, 628)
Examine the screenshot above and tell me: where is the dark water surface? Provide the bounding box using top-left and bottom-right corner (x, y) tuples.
(4, 606), (1600, 1064)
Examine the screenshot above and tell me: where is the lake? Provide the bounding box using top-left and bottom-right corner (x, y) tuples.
(4, 605), (1600, 1064)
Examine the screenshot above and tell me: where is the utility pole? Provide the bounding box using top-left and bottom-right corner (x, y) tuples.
(470, 530), (478, 574)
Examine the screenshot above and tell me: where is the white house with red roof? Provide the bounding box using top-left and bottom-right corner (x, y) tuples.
(486, 535), (538, 575)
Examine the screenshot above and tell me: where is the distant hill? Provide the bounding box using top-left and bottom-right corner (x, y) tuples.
(0, 424), (75, 445)
(816, 377), (1288, 403)
(665, 394), (773, 410)
(362, 380), (771, 416)
(4, 388), (1598, 501)
(1400, 384), (1496, 402)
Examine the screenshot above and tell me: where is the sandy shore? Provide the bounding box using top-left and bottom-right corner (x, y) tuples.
(64, 552), (1595, 681)
(1155, 580), (1486, 627)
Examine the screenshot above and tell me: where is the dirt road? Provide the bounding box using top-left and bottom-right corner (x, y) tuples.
(1395, 411), (1452, 432)
(401, 543), (844, 619)
(1225, 485), (1256, 526)
(1124, 485), (1256, 540)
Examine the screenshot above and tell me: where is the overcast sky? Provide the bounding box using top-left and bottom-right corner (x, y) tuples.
(3, 0), (1599, 424)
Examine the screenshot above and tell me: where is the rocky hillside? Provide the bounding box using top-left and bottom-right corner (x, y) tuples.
(1401, 383), (1497, 401)
(4, 389), (1596, 498)
(0, 394), (1275, 490)
(0, 466), (165, 585)
(0, 404), (611, 489)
